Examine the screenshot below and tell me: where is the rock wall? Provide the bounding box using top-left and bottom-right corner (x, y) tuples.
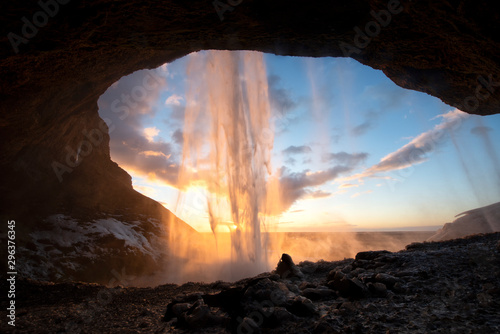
(2, 0), (500, 217)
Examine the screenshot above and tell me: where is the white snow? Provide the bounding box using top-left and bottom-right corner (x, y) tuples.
(20, 213), (168, 283)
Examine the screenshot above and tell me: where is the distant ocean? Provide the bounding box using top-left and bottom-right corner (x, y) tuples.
(200, 231), (436, 264)
(274, 231), (436, 263)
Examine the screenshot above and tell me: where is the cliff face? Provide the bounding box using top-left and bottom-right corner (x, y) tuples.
(428, 202), (500, 241)
(1, 0), (500, 282)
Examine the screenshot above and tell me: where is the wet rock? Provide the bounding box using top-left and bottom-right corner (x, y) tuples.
(329, 276), (368, 299)
(244, 278), (291, 306)
(299, 281), (316, 290)
(313, 318), (342, 334)
(327, 270), (346, 283)
(286, 283), (301, 294)
(352, 259), (372, 269)
(182, 300), (212, 328)
(327, 269), (339, 282)
(342, 265), (353, 273)
(393, 282), (406, 293)
(358, 272), (376, 283)
(273, 307), (295, 324)
(299, 261), (319, 274)
(181, 299), (228, 329)
(237, 317), (261, 334)
(275, 253), (304, 279)
(163, 292), (206, 322)
(301, 287), (337, 301)
(269, 274), (281, 281)
(351, 267), (366, 276)
(286, 296), (317, 317)
(367, 282), (387, 297)
(346, 278), (369, 298)
(171, 303), (191, 317)
(355, 250), (392, 261)
(375, 273), (399, 288)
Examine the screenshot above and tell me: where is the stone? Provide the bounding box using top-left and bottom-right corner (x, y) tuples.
(275, 253), (303, 279)
(183, 300), (213, 328)
(299, 281), (316, 290)
(393, 282), (406, 293)
(329, 277), (368, 299)
(237, 317), (261, 334)
(273, 307), (294, 324)
(301, 288), (337, 301)
(358, 272), (376, 283)
(171, 303), (191, 317)
(352, 259), (372, 269)
(286, 283), (301, 294)
(243, 278), (291, 306)
(299, 261), (319, 274)
(355, 250), (392, 261)
(367, 282), (387, 297)
(375, 273), (399, 288)
(327, 269), (339, 282)
(286, 296), (317, 317)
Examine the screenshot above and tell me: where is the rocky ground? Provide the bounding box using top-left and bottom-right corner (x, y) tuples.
(2, 233), (500, 334)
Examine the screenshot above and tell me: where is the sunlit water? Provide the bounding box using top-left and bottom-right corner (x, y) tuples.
(165, 51), (282, 283)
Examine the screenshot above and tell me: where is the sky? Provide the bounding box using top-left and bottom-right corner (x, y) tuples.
(97, 51), (500, 232)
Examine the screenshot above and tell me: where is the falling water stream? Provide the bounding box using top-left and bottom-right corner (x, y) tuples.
(166, 50), (282, 282)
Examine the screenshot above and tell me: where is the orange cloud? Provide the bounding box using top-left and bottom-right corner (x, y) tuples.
(339, 183), (358, 189)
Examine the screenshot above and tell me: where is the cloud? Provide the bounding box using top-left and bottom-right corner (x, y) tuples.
(351, 190), (373, 198)
(282, 145), (312, 156)
(143, 127), (160, 142)
(306, 190), (332, 199)
(471, 126), (493, 136)
(165, 94), (184, 106)
(277, 149), (367, 212)
(268, 74), (297, 117)
(278, 166), (352, 211)
(97, 69), (181, 185)
(322, 152), (368, 165)
(285, 157), (297, 166)
(363, 83), (411, 110)
(170, 105), (186, 121)
(351, 111), (380, 136)
(172, 128), (183, 145)
(351, 121), (373, 136)
(352, 83), (411, 137)
(370, 109), (466, 173)
(339, 183), (358, 189)
(139, 150), (170, 158)
(346, 109), (469, 181)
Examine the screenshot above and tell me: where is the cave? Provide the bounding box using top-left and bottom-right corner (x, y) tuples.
(1, 0), (500, 284)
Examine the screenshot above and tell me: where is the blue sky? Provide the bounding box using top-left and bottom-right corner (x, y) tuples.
(98, 51), (500, 232)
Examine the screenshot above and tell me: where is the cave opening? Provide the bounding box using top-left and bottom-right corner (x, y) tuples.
(96, 50), (500, 284)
